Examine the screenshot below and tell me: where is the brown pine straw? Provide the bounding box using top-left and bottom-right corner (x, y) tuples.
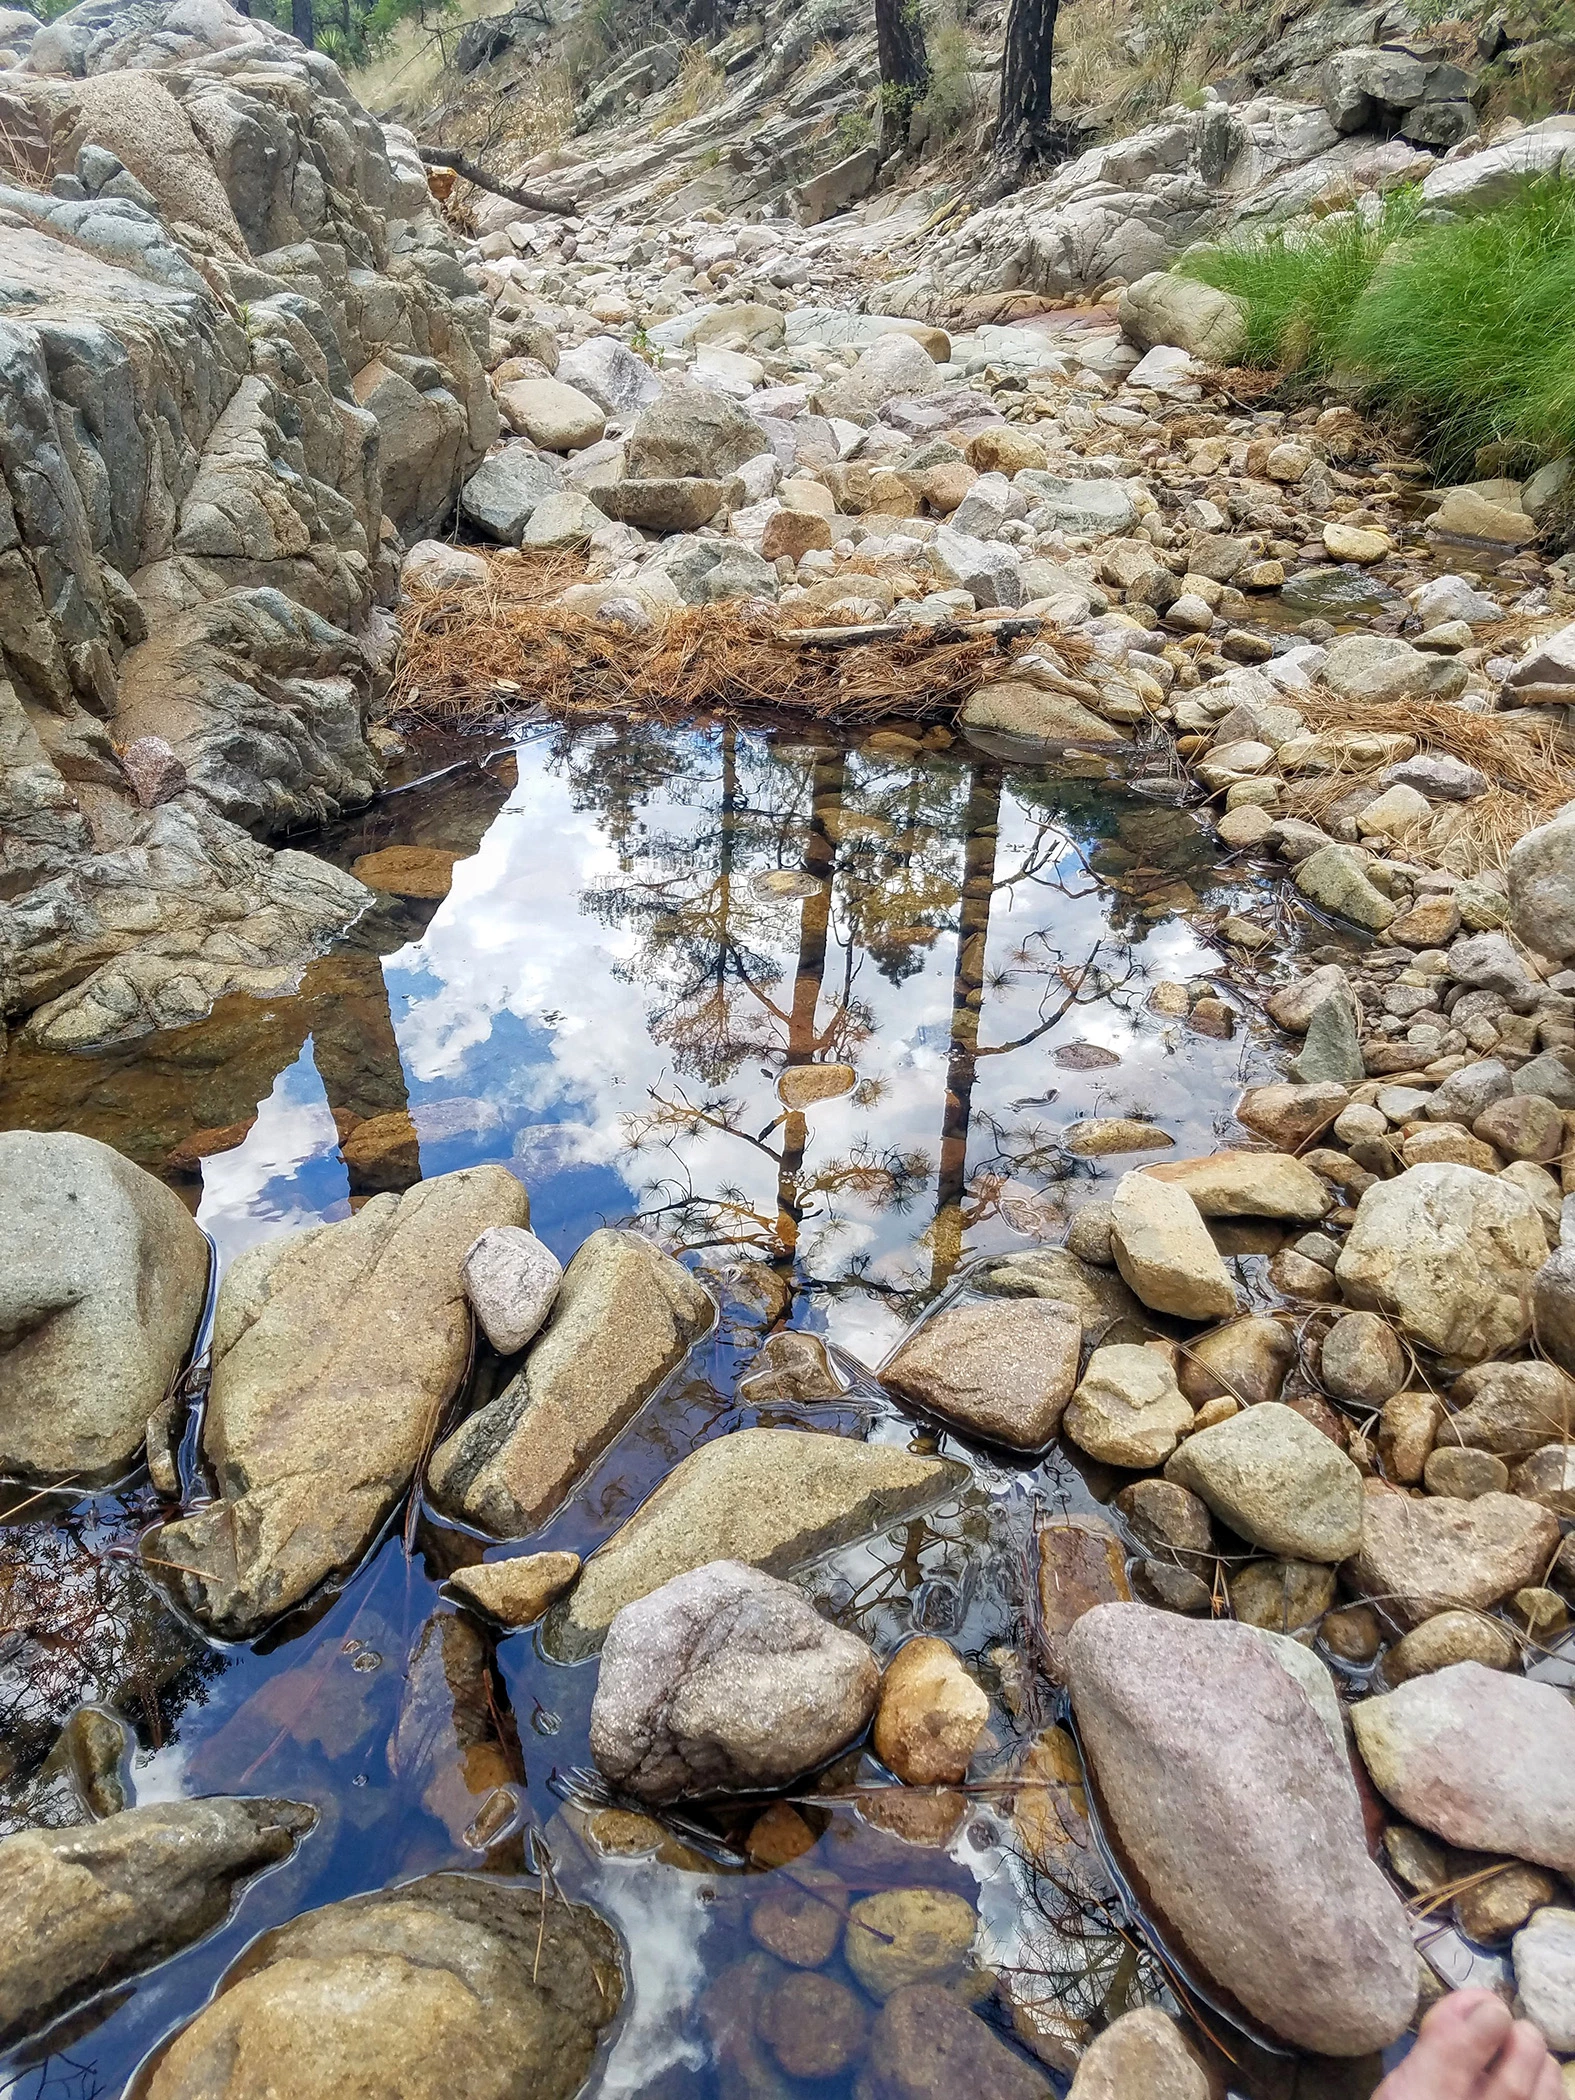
(391, 554), (1088, 732)
(1264, 689), (1575, 873)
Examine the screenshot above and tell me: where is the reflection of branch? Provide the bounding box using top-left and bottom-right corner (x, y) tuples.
(978, 937), (1138, 1058)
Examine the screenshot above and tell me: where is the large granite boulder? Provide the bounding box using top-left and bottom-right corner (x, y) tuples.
(0, 1797), (314, 2049)
(147, 1165), (528, 1635)
(881, 1298), (1081, 1449)
(590, 1558), (878, 1802)
(140, 1872), (622, 2100)
(1349, 1490), (1559, 1627)
(0, 1130), (209, 1481)
(548, 1426), (965, 1659)
(1066, 1603), (1417, 2055)
(427, 1228), (715, 1537)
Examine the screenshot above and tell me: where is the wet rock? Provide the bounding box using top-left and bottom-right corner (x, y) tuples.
(750, 1869), (848, 1965)
(1447, 1360), (1575, 1456)
(1143, 1149), (1332, 1222)
(0, 1798), (314, 2050)
(1110, 1171), (1238, 1321)
(1114, 1479), (1214, 1565)
(1323, 1603), (1383, 1662)
(392, 1613), (519, 1845)
(1352, 1663), (1575, 1872)
(1454, 1859), (1557, 1944)
(976, 1248), (1147, 1340)
(589, 1560), (877, 1801)
(1068, 2006), (1213, 2099)
(758, 1970), (869, 2079)
(862, 1983), (1053, 2100)
(1335, 1164), (1547, 1363)
(142, 1871), (621, 2100)
(882, 1298), (1080, 1449)
(550, 1428), (963, 1657)
(737, 1331), (843, 1403)
(429, 1228), (714, 1537)
(1177, 1315), (1295, 1407)
(1514, 1908), (1575, 2050)
(1353, 1491), (1560, 1627)
(700, 1950), (791, 2097)
(844, 1888), (976, 2000)
(1384, 1609), (1519, 1684)
(874, 1638), (989, 1783)
(1038, 1518), (1134, 1680)
(1066, 1603), (1417, 2055)
(1229, 1557), (1337, 1634)
(447, 1551), (581, 1627)
(0, 1130), (209, 1483)
(150, 1166), (528, 1636)
(1165, 1402), (1363, 1562)
(1064, 1344), (1195, 1468)
(1320, 1311), (1408, 1406)
(461, 1225), (562, 1355)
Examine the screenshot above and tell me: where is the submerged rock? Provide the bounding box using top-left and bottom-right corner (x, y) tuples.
(141, 1872), (622, 2100)
(882, 1298), (1080, 1449)
(862, 1983), (1053, 2100)
(1066, 1603), (1417, 2056)
(0, 1130), (209, 1483)
(548, 1427), (964, 1658)
(1068, 2006), (1213, 2099)
(844, 1889), (978, 2000)
(148, 1166), (528, 1635)
(428, 1228), (714, 1537)
(1352, 1663), (1575, 1873)
(589, 1559), (877, 1801)
(0, 1798), (314, 2049)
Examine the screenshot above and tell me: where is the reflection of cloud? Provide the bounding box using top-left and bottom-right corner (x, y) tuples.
(131, 1739), (190, 1804)
(583, 1860), (713, 2096)
(197, 1047), (347, 1269)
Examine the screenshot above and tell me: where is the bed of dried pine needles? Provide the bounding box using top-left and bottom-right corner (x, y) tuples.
(390, 552), (1079, 731)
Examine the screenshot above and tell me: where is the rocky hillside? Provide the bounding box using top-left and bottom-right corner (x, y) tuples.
(0, 0), (494, 1054)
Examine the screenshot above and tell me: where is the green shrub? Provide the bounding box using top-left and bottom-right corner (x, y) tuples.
(1338, 176), (1575, 474)
(1176, 189), (1420, 377)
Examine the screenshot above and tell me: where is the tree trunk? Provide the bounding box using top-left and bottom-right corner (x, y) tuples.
(874, 0), (930, 158)
(291, 0), (314, 46)
(996, 0), (1061, 181)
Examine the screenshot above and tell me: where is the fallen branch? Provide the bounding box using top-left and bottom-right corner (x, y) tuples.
(417, 145), (575, 216)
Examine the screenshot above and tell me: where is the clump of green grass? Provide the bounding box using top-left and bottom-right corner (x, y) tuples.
(1339, 177), (1575, 476)
(1176, 189), (1421, 378)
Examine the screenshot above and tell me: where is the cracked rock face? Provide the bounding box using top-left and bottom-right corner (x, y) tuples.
(589, 1558), (879, 1802)
(0, 0), (496, 1050)
(146, 1164), (529, 1636)
(0, 1796), (315, 2051)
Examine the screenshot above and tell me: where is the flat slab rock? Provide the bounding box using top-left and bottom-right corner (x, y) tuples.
(1067, 1602), (1416, 2056)
(1352, 1663), (1575, 1873)
(549, 1427), (965, 1659)
(149, 1165), (529, 1636)
(589, 1558), (877, 1802)
(881, 1297), (1080, 1449)
(140, 1872), (622, 2100)
(1350, 1489), (1559, 1627)
(0, 1798), (313, 2050)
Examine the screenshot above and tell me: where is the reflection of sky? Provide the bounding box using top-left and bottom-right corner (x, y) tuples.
(196, 727), (1276, 1359)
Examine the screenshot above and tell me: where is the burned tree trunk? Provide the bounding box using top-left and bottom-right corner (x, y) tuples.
(874, 0), (931, 157)
(291, 0), (315, 46)
(996, 0), (1061, 182)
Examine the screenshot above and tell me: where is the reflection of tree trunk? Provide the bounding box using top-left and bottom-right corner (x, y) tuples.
(717, 722), (737, 1035)
(772, 748), (846, 1301)
(929, 764), (1003, 1293)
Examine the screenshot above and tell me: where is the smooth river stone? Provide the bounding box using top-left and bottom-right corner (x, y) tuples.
(0, 1799), (314, 2050)
(0, 1130), (210, 1483)
(149, 1165), (529, 1636)
(882, 1298), (1081, 1449)
(1143, 1149), (1332, 1222)
(1349, 1490), (1560, 1628)
(1066, 1602), (1417, 2056)
(548, 1427), (966, 1659)
(1351, 1663), (1575, 1873)
(1109, 1171), (1238, 1321)
(428, 1228), (715, 1537)
(1164, 1401), (1363, 1562)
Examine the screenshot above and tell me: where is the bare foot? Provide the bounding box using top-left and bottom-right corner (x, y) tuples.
(1375, 1990), (1562, 2100)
